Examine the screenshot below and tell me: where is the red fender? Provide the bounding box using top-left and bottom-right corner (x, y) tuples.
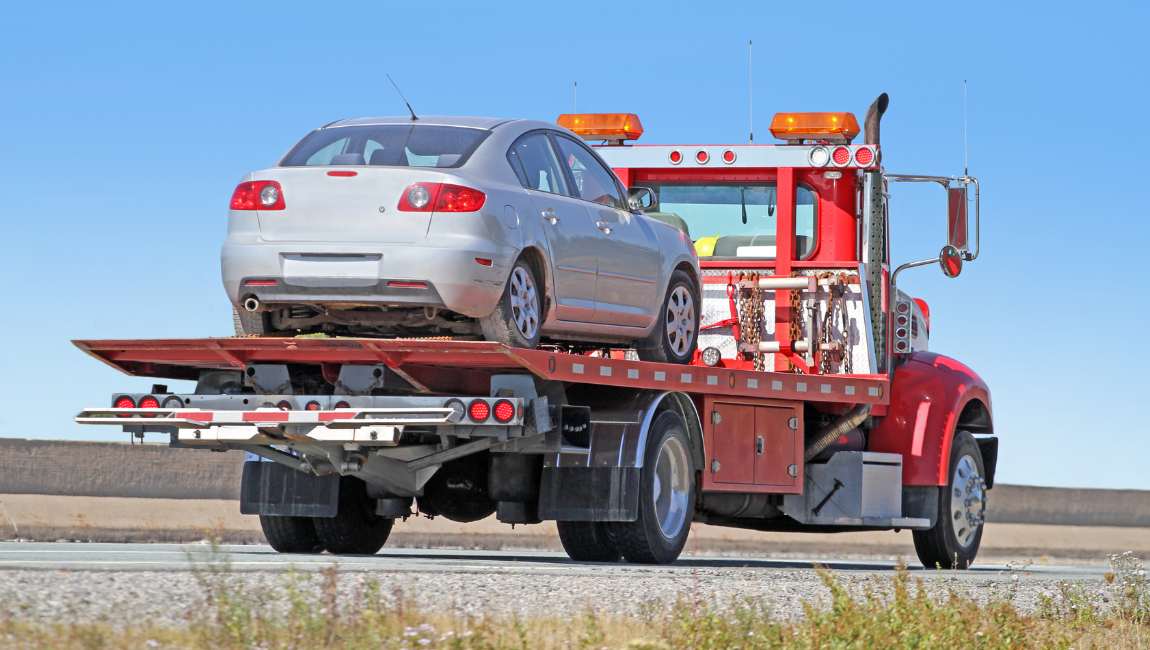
(868, 352), (993, 486)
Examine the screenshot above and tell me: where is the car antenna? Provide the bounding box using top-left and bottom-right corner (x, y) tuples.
(387, 74), (419, 121)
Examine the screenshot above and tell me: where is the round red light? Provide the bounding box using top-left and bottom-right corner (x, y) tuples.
(305, 401), (321, 411)
(468, 400), (490, 422)
(695, 150), (710, 164)
(854, 146), (875, 166)
(276, 400), (292, 411)
(113, 396), (136, 409)
(831, 146), (851, 166)
(492, 399), (515, 423)
(138, 395), (160, 409)
(722, 149), (736, 164)
(668, 150), (683, 164)
(334, 401), (350, 409)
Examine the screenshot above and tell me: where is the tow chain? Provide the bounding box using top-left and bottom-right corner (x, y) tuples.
(788, 274), (804, 374)
(736, 273), (766, 371)
(816, 272), (853, 375)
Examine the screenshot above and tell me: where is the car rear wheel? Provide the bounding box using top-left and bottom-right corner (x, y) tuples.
(233, 308), (271, 337)
(913, 430), (986, 569)
(637, 270), (699, 365)
(479, 259), (542, 349)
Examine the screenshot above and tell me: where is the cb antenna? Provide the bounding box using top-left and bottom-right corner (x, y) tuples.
(962, 79), (969, 176)
(387, 73), (419, 121)
(748, 39), (754, 143)
(573, 80), (578, 112)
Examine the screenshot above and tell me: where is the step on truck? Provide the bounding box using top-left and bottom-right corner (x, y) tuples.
(76, 93), (995, 568)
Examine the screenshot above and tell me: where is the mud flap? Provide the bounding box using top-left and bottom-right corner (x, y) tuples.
(537, 467), (640, 521)
(240, 461), (339, 518)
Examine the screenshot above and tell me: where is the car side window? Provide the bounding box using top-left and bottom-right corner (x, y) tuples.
(552, 135), (625, 210)
(507, 133), (570, 196)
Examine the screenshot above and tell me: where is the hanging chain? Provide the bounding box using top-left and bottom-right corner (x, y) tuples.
(788, 273), (804, 373)
(736, 273), (765, 371)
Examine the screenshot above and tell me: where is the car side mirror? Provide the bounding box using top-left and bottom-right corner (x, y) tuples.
(628, 186), (657, 212)
(939, 244), (963, 278)
(947, 187), (968, 252)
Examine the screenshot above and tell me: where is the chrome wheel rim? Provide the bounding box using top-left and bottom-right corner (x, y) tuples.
(664, 286), (695, 358)
(652, 434), (691, 540)
(951, 454), (986, 548)
(509, 266), (539, 340)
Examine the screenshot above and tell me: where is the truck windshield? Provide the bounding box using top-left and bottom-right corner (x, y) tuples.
(649, 183), (816, 259)
(280, 125), (489, 168)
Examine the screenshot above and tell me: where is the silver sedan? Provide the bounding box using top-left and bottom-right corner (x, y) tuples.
(222, 116), (700, 363)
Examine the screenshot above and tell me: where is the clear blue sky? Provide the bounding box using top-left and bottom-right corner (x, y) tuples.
(1, 1), (1146, 489)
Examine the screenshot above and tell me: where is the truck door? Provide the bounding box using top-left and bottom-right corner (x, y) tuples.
(508, 132), (599, 323)
(552, 134), (661, 327)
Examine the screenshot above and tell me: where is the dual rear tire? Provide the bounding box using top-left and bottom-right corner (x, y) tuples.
(259, 477), (393, 555)
(556, 410), (695, 565)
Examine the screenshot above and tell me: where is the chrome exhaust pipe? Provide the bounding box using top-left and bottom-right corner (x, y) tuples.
(864, 92), (889, 146)
(242, 297), (261, 312)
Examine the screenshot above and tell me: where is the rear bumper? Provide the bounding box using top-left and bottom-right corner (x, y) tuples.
(222, 238), (513, 318)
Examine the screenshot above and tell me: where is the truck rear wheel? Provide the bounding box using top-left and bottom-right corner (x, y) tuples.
(556, 521), (620, 562)
(609, 411), (695, 564)
(913, 430), (986, 569)
(313, 477), (393, 555)
(259, 515), (323, 554)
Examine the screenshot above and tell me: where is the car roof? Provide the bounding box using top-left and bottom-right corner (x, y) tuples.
(325, 115), (517, 130)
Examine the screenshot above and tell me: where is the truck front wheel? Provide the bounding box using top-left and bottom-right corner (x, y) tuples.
(313, 477), (394, 555)
(609, 411), (695, 564)
(913, 430), (987, 569)
(259, 515), (323, 554)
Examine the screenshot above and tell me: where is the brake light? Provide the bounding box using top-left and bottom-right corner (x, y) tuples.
(398, 183), (486, 213)
(138, 395), (160, 409)
(468, 399), (490, 422)
(831, 146), (851, 166)
(230, 180), (285, 211)
(113, 396), (136, 409)
(492, 399), (515, 423)
(854, 146), (876, 167)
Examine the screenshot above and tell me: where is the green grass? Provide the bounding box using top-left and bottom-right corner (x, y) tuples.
(2, 550), (1148, 649)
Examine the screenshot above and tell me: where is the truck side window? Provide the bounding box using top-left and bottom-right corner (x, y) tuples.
(506, 133), (570, 196)
(552, 135), (625, 210)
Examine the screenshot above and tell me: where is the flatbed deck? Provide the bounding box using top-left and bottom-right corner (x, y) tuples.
(74, 337), (889, 406)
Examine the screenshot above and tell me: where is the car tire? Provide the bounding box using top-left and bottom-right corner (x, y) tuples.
(233, 308), (271, 337)
(259, 515), (323, 554)
(556, 521), (621, 562)
(636, 270), (699, 365)
(479, 258), (542, 349)
(609, 411), (694, 564)
(913, 431), (987, 569)
(312, 476), (393, 555)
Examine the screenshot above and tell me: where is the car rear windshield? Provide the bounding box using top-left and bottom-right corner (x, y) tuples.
(280, 124), (489, 168)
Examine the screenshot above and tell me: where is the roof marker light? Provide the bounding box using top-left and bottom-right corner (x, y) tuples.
(722, 150), (736, 164)
(695, 150), (710, 164)
(668, 150), (683, 164)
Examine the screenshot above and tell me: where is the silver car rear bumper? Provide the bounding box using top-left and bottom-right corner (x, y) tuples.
(222, 239), (513, 318)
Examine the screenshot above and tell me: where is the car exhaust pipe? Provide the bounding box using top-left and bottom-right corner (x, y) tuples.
(242, 296), (261, 312)
(864, 93), (889, 146)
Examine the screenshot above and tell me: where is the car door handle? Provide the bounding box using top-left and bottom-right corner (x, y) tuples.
(595, 220), (613, 235)
(541, 208), (559, 224)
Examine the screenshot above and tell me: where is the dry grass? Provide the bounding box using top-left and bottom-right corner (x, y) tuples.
(1, 549), (1147, 649)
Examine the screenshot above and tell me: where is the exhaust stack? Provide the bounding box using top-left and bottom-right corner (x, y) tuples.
(864, 93), (889, 146)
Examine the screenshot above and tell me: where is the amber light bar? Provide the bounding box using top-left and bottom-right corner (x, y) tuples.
(557, 113), (644, 141)
(769, 112), (860, 143)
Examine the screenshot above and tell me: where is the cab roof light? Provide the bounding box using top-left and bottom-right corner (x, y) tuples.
(769, 112), (860, 144)
(556, 113), (644, 142)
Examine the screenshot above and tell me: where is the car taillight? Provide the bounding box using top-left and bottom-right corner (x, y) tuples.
(398, 183), (486, 213)
(492, 399), (515, 423)
(231, 180), (285, 211)
(468, 399), (490, 422)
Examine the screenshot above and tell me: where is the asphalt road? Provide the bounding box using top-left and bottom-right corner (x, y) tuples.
(0, 541), (1108, 579)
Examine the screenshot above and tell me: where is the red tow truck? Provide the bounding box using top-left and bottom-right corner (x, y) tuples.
(76, 93), (994, 568)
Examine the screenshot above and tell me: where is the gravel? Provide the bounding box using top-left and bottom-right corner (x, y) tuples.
(0, 563), (1103, 628)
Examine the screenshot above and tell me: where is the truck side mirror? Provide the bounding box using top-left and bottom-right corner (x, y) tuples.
(628, 186), (657, 212)
(947, 187), (968, 251)
(939, 244), (963, 278)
